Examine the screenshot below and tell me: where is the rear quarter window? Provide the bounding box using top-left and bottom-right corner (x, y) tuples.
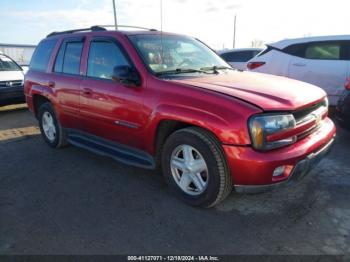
(30, 39), (57, 72)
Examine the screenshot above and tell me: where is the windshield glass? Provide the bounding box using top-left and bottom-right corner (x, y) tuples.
(0, 55), (22, 71)
(129, 34), (229, 74)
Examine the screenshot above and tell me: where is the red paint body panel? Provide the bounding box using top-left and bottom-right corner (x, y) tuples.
(25, 30), (336, 187)
(171, 71), (327, 111)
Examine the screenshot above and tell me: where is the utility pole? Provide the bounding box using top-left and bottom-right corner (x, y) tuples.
(112, 0), (118, 30)
(233, 14), (237, 48)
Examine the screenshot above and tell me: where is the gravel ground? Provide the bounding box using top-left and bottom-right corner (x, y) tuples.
(0, 104), (349, 255)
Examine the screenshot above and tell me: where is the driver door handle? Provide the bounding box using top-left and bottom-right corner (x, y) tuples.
(47, 81), (55, 88)
(82, 88), (92, 96)
(292, 63), (306, 67)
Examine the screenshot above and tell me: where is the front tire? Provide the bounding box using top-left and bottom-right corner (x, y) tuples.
(162, 127), (232, 207)
(38, 102), (68, 148)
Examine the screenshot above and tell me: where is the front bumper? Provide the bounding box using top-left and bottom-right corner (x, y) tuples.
(0, 86), (25, 105)
(223, 117), (336, 193)
(234, 136), (334, 193)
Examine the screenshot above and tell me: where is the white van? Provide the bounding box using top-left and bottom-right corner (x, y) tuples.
(247, 35), (350, 106)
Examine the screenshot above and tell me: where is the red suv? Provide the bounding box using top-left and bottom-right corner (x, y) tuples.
(25, 26), (336, 207)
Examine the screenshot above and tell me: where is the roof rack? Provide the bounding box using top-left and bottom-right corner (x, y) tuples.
(98, 25), (158, 31)
(47, 26), (106, 37)
(46, 25), (157, 37)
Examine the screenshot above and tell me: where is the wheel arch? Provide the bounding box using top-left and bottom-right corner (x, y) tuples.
(153, 118), (224, 169)
(32, 94), (51, 119)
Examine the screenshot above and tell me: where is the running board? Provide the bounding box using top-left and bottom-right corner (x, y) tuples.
(67, 131), (155, 170)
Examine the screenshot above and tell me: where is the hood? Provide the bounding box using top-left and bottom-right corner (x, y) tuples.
(0, 71), (24, 82)
(168, 71), (326, 111)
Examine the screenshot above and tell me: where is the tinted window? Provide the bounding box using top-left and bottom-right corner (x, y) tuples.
(257, 46), (273, 57)
(305, 43), (340, 60)
(283, 44), (307, 57)
(30, 39), (57, 72)
(87, 41), (129, 80)
(62, 42), (83, 75)
(54, 42), (65, 73)
(221, 51), (256, 62)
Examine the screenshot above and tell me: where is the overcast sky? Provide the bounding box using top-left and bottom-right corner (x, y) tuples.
(0, 0), (349, 50)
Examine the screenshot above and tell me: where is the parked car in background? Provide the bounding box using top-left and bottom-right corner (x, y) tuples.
(247, 35), (350, 106)
(25, 26), (335, 207)
(21, 65), (29, 74)
(335, 79), (350, 130)
(218, 48), (262, 70)
(0, 53), (25, 106)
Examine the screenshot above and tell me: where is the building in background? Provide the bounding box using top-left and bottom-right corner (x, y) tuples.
(0, 43), (36, 66)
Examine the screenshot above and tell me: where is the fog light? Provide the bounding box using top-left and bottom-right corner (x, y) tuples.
(273, 166), (286, 177)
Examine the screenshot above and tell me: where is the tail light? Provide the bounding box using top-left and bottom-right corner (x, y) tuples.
(345, 77), (350, 90)
(247, 62), (266, 70)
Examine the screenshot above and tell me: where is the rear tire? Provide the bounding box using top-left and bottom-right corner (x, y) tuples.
(162, 127), (232, 207)
(38, 102), (68, 148)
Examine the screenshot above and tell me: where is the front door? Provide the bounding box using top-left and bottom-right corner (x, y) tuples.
(79, 37), (147, 149)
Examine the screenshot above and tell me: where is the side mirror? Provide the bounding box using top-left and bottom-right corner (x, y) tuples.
(112, 65), (140, 86)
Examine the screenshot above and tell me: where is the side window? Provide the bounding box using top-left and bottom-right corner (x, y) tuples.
(30, 39), (57, 72)
(283, 44), (307, 57)
(305, 42), (340, 60)
(54, 41), (83, 75)
(54, 42), (65, 73)
(221, 51), (254, 62)
(87, 40), (129, 80)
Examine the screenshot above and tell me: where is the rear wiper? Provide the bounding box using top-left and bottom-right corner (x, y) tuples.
(200, 66), (235, 73)
(156, 68), (213, 76)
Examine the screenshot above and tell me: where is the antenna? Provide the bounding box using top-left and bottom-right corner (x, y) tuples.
(233, 14), (237, 48)
(160, 0), (163, 32)
(112, 0), (118, 30)
(160, 0), (164, 62)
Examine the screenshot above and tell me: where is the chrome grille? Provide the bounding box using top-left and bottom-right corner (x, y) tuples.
(293, 99), (328, 139)
(0, 80), (23, 88)
(293, 100), (325, 124)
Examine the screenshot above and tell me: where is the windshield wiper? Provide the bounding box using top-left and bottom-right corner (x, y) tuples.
(156, 68), (213, 76)
(200, 66), (235, 73)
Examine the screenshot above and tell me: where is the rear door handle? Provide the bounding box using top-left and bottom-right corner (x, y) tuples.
(292, 63), (306, 67)
(48, 81), (55, 88)
(82, 88), (92, 96)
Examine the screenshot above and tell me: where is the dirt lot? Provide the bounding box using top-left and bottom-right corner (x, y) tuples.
(0, 104), (349, 255)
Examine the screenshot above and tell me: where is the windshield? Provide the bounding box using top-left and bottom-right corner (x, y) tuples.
(0, 55), (22, 71)
(129, 34), (230, 75)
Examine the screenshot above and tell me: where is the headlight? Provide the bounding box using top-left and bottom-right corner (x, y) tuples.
(323, 97), (329, 108)
(249, 114), (297, 151)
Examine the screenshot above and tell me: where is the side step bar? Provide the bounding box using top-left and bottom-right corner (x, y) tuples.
(67, 131), (155, 170)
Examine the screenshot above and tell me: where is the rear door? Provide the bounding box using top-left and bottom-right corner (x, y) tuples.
(287, 41), (349, 105)
(49, 37), (85, 129)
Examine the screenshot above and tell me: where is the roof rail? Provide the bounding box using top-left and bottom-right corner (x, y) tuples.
(97, 25), (158, 31)
(46, 25), (157, 38)
(46, 26), (106, 37)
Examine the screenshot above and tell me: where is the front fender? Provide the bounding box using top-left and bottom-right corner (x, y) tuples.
(144, 101), (260, 154)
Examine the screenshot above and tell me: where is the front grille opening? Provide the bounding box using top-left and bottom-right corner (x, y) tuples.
(0, 80), (23, 87)
(293, 100), (325, 123)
